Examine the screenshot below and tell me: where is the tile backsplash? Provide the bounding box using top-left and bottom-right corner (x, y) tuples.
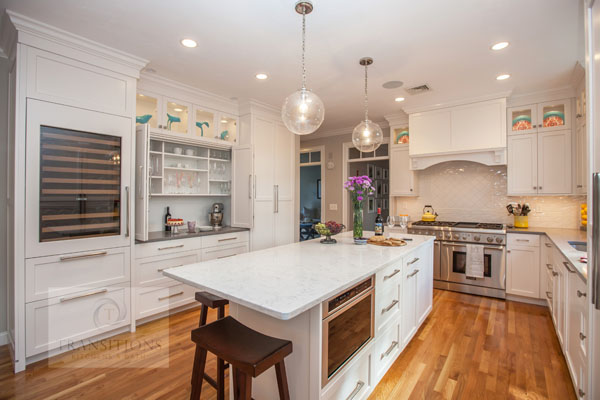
(393, 161), (586, 229)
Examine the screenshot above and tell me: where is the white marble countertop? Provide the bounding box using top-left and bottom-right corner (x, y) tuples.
(164, 232), (434, 320)
(508, 227), (588, 282)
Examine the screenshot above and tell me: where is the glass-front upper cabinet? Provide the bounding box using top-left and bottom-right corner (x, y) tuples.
(507, 104), (538, 134)
(136, 92), (161, 129)
(164, 98), (190, 134)
(194, 107), (216, 138)
(392, 126), (409, 145)
(217, 115), (238, 143)
(537, 99), (571, 132)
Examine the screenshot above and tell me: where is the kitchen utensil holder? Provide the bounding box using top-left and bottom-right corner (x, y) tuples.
(514, 215), (528, 228)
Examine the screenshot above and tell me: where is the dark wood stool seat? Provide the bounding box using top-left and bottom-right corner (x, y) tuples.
(190, 316), (292, 400)
(193, 291), (230, 400)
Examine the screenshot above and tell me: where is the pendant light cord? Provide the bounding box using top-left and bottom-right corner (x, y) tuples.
(364, 63), (369, 122)
(301, 8), (307, 90)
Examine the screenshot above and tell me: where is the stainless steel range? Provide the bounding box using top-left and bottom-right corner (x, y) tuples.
(408, 221), (506, 299)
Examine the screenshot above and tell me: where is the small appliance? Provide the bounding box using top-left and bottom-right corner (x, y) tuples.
(209, 202), (224, 229)
(421, 205), (438, 222)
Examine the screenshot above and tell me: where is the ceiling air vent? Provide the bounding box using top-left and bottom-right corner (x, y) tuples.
(405, 84), (431, 96)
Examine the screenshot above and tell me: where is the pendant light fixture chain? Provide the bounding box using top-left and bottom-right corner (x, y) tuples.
(364, 63), (368, 121)
(302, 8), (306, 89)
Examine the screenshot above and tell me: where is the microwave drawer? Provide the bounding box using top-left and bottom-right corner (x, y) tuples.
(26, 247), (130, 302)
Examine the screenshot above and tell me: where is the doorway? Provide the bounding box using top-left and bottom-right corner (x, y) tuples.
(299, 146), (324, 241)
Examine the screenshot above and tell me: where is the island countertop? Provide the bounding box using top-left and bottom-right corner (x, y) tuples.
(164, 232), (434, 320)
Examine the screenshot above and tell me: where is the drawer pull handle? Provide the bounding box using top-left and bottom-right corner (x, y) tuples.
(60, 288), (108, 302)
(382, 300), (399, 315)
(407, 257), (420, 265)
(408, 269), (420, 278)
(157, 264), (183, 272)
(380, 340), (399, 360)
(158, 244), (184, 251)
(545, 243), (553, 248)
(345, 380), (365, 400)
(552, 271), (558, 277)
(218, 237), (238, 242)
(546, 263), (553, 270)
(546, 291), (553, 299)
(579, 388), (586, 397)
(577, 290), (587, 298)
(158, 291), (184, 301)
(516, 239), (530, 242)
(580, 332), (587, 341)
(383, 269), (401, 281)
(563, 261), (576, 273)
(59, 251), (108, 261)
(217, 254), (236, 259)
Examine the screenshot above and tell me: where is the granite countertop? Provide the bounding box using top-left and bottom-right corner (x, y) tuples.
(507, 227), (588, 282)
(136, 226), (250, 244)
(164, 232), (434, 320)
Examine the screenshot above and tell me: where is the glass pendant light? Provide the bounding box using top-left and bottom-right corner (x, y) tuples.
(281, 1), (325, 135)
(352, 57), (383, 152)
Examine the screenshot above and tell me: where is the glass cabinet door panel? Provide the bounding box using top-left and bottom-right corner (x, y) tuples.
(538, 100), (570, 131)
(165, 100), (189, 134)
(218, 115), (237, 143)
(39, 126), (121, 242)
(509, 105), (537, 133)
(136, 93), (159, 128)
(393, 127), (409, 144)
(195, 109), (215, 138)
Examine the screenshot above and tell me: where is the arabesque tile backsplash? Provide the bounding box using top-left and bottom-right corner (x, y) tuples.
(393, 161), (586, 229)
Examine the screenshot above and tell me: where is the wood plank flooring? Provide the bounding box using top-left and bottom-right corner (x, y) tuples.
(0, 290), (575, 399)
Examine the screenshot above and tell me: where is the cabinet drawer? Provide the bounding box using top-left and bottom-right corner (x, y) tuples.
(136, 237), (203, 259)
(136, 283), (197, 320)
(201, 242), (249, 261)
(373, 319), (401, 381)
(135, 251), (199, 287)
(375, 284), (400, 332)
(26, 247), (130, 302)
(202, 231), (249, 248)
(507, 233), (540, 247)
(376, 260), (403, 289)
(26, 282), (130, 357)
(568, 274), (589, 360)
(322, 347), (371, 400)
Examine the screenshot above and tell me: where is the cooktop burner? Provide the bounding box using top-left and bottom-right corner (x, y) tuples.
(411, 221), (457, 227)
(411, 221), (504, 230)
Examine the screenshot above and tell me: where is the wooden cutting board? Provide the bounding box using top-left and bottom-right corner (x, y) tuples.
(367, 237), (407, 247)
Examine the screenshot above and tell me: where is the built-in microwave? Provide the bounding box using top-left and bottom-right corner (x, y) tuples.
(321, 276), (374, 387)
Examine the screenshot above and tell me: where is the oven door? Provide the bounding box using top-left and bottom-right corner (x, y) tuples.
(441, 242), (505, 289)
(322, 288), (374, 387)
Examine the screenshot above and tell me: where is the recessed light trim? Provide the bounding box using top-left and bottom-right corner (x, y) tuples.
(173, 108), (183, 112)
(496, 74), (511, 80)
(394, 97), (405, 102)
(491, 41), (509, 51)
(180, 38), (197, 48)
(221, 119), (228, 123)
(255, 73), (268, 80)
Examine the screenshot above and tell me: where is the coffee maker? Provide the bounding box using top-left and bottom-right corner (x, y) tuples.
(209, 203), (224, 229)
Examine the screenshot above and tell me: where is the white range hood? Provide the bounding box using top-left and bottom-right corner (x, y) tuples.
(409, 147), (507, 170)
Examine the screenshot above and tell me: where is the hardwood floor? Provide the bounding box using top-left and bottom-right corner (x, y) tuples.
(0, 290), (575, 399)
(369, 290), (576, 400)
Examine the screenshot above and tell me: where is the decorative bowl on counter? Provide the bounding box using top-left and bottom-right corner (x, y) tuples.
(315, 221), (345, 244)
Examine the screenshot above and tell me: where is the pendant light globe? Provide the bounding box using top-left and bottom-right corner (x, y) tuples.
(352, 57), (383, 152)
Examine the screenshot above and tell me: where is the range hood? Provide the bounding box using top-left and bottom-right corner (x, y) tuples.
(410, 147), (507, 170)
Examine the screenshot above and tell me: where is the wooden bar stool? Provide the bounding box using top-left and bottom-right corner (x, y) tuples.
(190, 316), (293, 400)
(193, 292), (229, 400)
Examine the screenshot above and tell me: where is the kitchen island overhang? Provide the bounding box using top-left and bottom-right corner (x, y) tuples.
(164, 232), (435, 399)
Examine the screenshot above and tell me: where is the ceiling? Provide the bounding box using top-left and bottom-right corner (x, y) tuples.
(0, 0), (583, 132)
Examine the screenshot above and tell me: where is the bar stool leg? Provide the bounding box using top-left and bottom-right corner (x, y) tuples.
(275, 361), (290, 400)
(217, 358), (225, 400)
(233, 369), (252, 400)
(190, 346), (207, 400)
(199, 305), (208, 327)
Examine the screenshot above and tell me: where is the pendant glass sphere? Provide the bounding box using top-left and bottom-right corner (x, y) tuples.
(352, 119), (384, 153)
(281, 87), (325, 135)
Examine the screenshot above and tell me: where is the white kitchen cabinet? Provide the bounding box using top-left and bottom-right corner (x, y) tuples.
(552, 256), (567, 347)
(566, 271), (588, 393)
(574, 114), (588, 194)
(538, 130), (572, 194)
(389, 145), (418, 196)
(507, 99), (571, 135)
(231, 145), (253, 228)
(507, 104), (538, 134)
(540, 238), (555, 301)
(507, 133), (538, 195)
(506, 234), (540, 298)
(401, 252), (419, 348)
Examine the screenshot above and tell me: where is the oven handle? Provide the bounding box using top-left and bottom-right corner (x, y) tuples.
(441, 242), (505, 251)
(323, 287), (374, 321)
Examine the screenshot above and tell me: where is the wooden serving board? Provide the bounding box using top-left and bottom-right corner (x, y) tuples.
(367, 237), (407, 247)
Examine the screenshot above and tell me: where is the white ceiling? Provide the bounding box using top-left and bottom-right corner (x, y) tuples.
(0, 0), (583, 132)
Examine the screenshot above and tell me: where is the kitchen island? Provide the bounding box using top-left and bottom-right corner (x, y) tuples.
(165, 231), (435, 399)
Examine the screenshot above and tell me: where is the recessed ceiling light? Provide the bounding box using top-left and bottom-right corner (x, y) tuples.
(173, 108), (183, 112)
(394, 97), (405, 102)
(138, 94), (144, 97)
(491, 41), (509, 51)
(180, 38), (197, 48)
(221, 119), (228, 123)
(255, 73), (268, 80)
(496, 74), (511, 80)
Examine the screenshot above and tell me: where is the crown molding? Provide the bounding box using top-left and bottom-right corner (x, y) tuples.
(238, 98), (280, 118)
(384, 112), (409, 127)
(506, 85), (575, 107)
(403, 91), (511, 114)
(3, 10), (148, 77)
(569, 61), (585, 88)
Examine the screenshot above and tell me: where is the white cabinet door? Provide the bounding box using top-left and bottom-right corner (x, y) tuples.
(232, 145), (253, 228)
(537, 99), (571, 132)
(135, 124), (149, 241)
(507, 133), (538, 195)
(506, 246), (540, 298)
(566, 273), (588, 381)
(401, 260), (418, 348)
(390, 147), (417, 196)
(451, 99), (506, 150)
(409, 110), (451, 156)
(507, 104), (538, 135)
(538, 130), (572, 194)
(416, 243), (433, 325)
(252, 201), (276, 251)
(253, 117), (275, 201)
(274, 200), (295, 247)
(540, 238), (554, 300)
(274, 122), (295, 201)
(552, 258), (567, 347)
(575, 118), (588, 194)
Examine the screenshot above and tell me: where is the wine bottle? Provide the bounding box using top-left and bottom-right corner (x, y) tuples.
(375, 208), (383, 236)
(165, 206), (171, 232)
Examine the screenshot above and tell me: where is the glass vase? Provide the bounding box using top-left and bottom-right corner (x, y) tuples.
(353, 205), (363, 239)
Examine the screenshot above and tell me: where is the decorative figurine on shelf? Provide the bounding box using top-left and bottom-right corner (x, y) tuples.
(167, 113), (181, 130)
(195, 121), (210, 136)
(136, 114), (152, 124)
(219, 130), (230, 141)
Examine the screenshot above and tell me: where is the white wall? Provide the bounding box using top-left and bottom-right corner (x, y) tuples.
(0, 56), (8, 335)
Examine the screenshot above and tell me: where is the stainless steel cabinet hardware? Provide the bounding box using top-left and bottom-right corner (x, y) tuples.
(579, 332), (587, 340)
(381, 300), (399, 314)
(408, 269), (420, 278)
(545, 243), (553, 248)
(533, 186), (537, 190)
(539, 186), (542, 190)
(579, 388), (586, 397)
(157, 265), (183, 272)
(516, 239), (530, 242)
(158, 244), (184, 251)
(546, 291), (553, 299)
(158, 291), (184, 301)
(248, 175), (252, 199)
(218, 237), (237, 242)
(546, 263), (553, 270)
(383, 269), (401, 281)
(380, 341), (399, 360)
(577, 184), (583, 188)
(563, 261), (576, 273)
(577, 290), (587, 298)
(60, 251), (108, 261)
(552, 271), (558, 277)
(125, 186), (130, 237)
(345, 381), (365, 400)
(60, 288), (108, 302)
(407, 257), (420, 265)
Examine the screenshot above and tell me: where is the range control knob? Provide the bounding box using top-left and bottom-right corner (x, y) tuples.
(496, 237), (503, 244)
(473, 235), (481, 241)
(487, 237), (494, 243)
(453, 233), (460, 240)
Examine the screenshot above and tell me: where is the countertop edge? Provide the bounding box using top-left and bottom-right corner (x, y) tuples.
(136, 226), (250, 244)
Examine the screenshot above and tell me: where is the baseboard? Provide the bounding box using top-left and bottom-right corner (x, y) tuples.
(505, 294), (547, 306)
(0, 331), (8, 346)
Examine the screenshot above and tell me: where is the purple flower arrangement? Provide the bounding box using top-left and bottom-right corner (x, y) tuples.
(344, 175), (375, 239)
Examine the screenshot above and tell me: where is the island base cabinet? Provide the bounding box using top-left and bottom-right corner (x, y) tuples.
(322, 348), (372, 400)
(402, 243), (433, 348)
(401, 265), (417, 348)
(136, 283), (197, 320)
(373, 320), (401, 382)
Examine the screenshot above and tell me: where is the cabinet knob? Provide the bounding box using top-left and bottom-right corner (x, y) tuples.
(410, 188), (413, 191)
(579, 388), (586, 397)
(577, 290), (587, 298)
(552, 271), (558, 277)
(538, 186), (542, 190)
(579, 332), (587, 340)
(533, 186), (537, 190)
(577, 185), (583, 188)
